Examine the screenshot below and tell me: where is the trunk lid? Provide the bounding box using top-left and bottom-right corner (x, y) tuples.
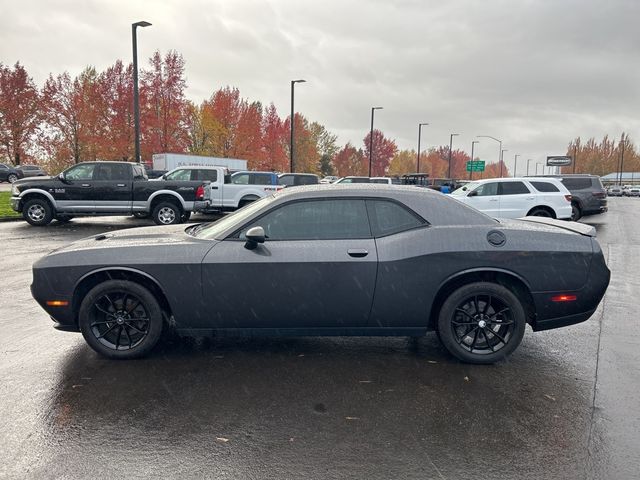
(515, 216), (596, 237)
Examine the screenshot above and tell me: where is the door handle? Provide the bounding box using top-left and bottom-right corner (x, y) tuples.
(81, 184), (91, 187)
(526, 196), (534, 200)
(489, 198), (498, 202)
(348, 249), (368, 258)
(117, 183), (126, 187)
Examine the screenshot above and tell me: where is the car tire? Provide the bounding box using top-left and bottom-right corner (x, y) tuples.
(79, 280), (163, 359)
(437, 282), (526, 364)
(152, 201), (182, 225)
(7, 174), (18, 183)
(528, 208), (553, 218)
(133, 212), (150, 219)
(55, 215), (74, 223)
(23, 198), (54, 226)
(571, 203), (582, 221)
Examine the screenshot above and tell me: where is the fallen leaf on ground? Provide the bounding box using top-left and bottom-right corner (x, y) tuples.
(216, 437), (229, 443)
(544, 394), (556, 401)
(345, 416), (360, 421)
(464, 376), (470, 382)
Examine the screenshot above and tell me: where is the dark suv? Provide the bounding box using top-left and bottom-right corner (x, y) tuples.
(531, 174), (607, 221)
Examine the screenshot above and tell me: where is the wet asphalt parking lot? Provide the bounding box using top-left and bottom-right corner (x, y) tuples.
(0, 199), (638, 479)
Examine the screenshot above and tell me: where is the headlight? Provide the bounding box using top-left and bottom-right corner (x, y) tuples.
(11, 184), (19, 196)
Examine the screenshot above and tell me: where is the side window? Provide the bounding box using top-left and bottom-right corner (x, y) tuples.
(95, 163), (131, 181)
(197, 169), (218, 182)
(252, 174), (272, 185)
(231, 173), (249, 184)
(133, 166), (146, 179)
(278, 175), (295, 186)
(0, 164), (8, 170)
(240, 199), (371, 240)
(530, 181), (559, 192)
(474, 182), (499, 196)
(367, 200), (426, 237)
(65, 163), (96, 180)
(165, 169), (192, 181)
(298, 175), (318, 185)
(499, 181), (530, 195)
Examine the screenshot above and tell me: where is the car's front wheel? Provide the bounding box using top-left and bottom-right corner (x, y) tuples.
(23, 198), (53, 226)
(437, 282), (526, 364)
(8, 174), (18, 183)
(78, 280), (164, 359)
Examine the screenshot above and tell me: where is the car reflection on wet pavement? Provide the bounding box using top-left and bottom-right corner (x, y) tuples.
(0, 202), (637, 479)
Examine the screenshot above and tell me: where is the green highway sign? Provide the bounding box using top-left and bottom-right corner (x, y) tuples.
(466, 160), (485, 172)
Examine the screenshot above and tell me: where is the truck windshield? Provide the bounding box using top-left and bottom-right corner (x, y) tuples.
(188, 195), (276, 239)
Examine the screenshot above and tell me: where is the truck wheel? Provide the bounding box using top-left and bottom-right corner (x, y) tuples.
(23, 198), (54, 226)
(152, 201), (181, 225)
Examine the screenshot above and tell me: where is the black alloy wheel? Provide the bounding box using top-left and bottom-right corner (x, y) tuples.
(437, 282), (526, 364)
(529, 208), (553, 218)
(79, 280), (163, 359)
(571, 203), (582, 221)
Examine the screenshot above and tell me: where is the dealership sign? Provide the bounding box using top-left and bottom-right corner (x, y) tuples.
(546, 156), (572, 167)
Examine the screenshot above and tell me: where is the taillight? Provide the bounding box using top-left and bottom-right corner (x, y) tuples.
(564, 195), (572, 202)
(196, 185), (205, 200)
(592, 191), (606, 199)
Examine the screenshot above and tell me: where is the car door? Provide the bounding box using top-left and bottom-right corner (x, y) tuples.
(201, 198), (378, 329)
(497, 181), (534, 218)
(57, 163), (98, 212)
(92, 163), (133, 212)
(465, 181), (500, 216)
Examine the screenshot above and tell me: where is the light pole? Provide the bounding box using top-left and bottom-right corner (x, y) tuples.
(500, 149), (508, 177)
(417, 122), (429, 173)
(618, 133), (625, 185)
(448, 133), (459, 179)
(573, 144), (577, 174)
(513, 154), (520, 177)
(369, 107), (383, 177)
(477, 135), (502, 178)
(470, 140), (479, 180)
(527, 159), (532, 176)
(132, 20), (152, 163)
(290, 79), (306, 173)
(536, 162), (542, 175)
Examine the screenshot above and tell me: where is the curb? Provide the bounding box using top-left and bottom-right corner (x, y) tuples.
(0, 217), (22, 222)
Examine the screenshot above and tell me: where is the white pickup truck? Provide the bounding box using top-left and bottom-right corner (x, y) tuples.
(158, 166), (283, 211)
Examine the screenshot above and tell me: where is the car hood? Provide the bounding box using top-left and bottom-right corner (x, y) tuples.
(50, 224), (209, 254)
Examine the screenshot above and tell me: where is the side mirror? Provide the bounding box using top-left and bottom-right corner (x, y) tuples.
(467, 190), (478, 197)
(244, 226), (266, 250)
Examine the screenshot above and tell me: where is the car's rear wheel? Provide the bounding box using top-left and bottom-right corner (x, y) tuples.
(23, 198), (53, 226)
(152, 201), (182, 225)
(79, 280), (163, 359)
(528, 207), (553, 218)
(437, 282), (526, 364)
(571, 203), (582, 221)
(8, 174), (18, 183)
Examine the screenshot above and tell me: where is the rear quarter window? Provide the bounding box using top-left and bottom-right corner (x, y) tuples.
(366, 199), (426, 237)
(561, 177), (593, 190)
(530, 181), (560, 192)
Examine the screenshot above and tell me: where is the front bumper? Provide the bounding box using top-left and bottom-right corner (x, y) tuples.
(10, 196), (21, 212)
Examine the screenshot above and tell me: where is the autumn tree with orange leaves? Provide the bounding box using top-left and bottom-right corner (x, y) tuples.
(0, 62), (40, 165)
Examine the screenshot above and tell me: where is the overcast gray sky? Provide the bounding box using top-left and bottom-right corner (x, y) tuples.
(2, 0), (639, 172)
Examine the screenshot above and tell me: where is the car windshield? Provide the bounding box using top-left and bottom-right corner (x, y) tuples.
(188, 195), (276, 239)
(451, 182), (480, 196)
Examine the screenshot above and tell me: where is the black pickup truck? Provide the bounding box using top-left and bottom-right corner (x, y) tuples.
(10, 161), (210, 226)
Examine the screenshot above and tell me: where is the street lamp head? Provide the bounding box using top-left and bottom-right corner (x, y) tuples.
(133, 21), (152, 28)
(292, 79), (306, 84)
(419, 122), (429, 127)
(472, 140), (479, 144)
(372, 106), (383, 110)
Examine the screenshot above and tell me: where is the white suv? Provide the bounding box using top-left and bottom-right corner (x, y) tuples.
(451, 177), (573, 220)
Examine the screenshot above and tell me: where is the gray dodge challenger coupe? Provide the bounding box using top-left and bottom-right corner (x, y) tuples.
(31, 185), (610, 364)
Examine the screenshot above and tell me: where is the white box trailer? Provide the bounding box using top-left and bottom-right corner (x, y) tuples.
(151, 153), (248, 172)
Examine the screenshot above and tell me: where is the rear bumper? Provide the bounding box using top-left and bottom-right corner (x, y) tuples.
(192, 200), (210, 212)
